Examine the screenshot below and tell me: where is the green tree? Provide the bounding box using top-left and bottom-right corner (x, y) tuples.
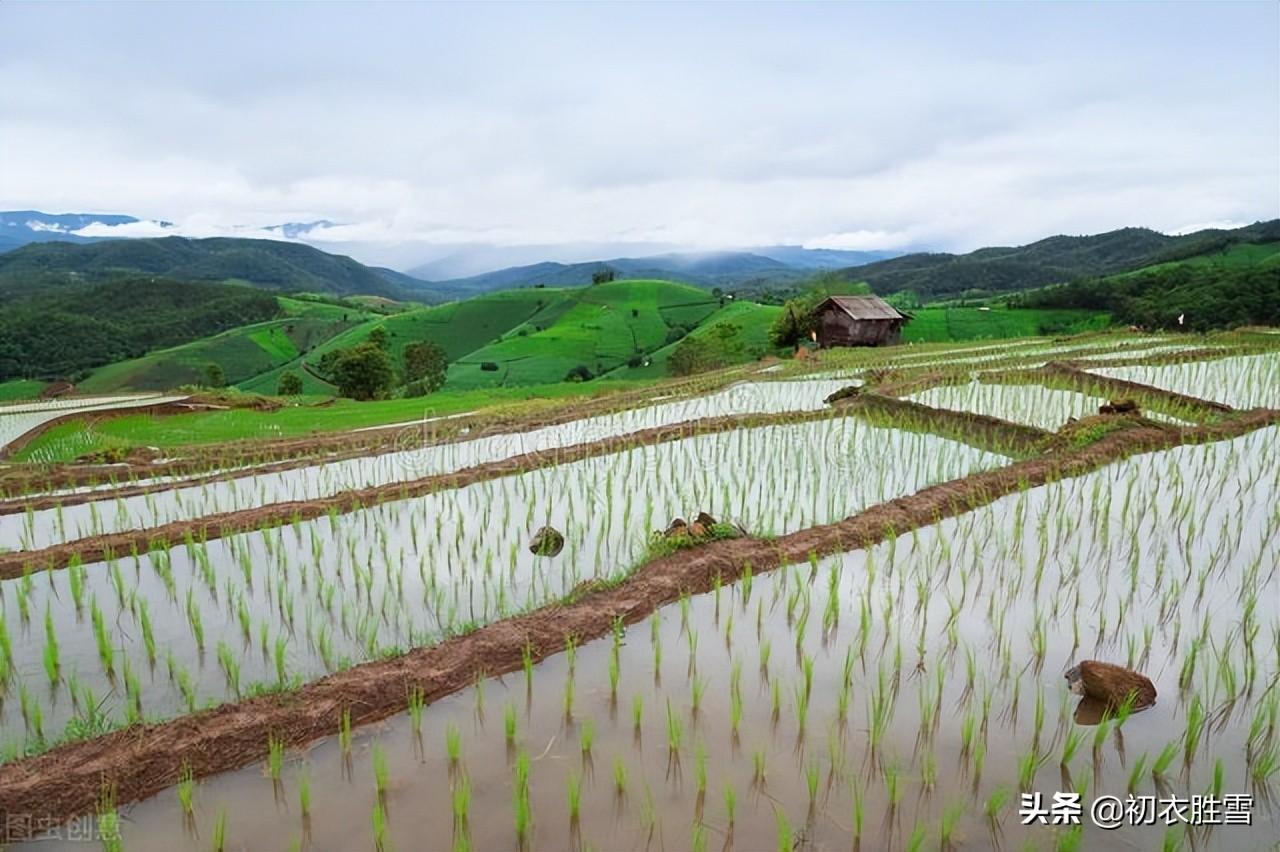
(591, 267), (616, 285)
(276, 371), (303, 396)
(330, 343), (395, 400)
(403, 340), (447, 392)
(204, 363), (227, 388)
(668, 337), (723, 377)
(768, 297), (819, 348)
(367, 326), (390, 350)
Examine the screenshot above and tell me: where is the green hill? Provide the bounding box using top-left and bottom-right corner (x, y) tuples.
(1013, 241), (1280, 331)
(839, 220), (1280, 301)
(79, 297), (372, 393)
(447, 279), (724, 387)
(607, 300), (783, 379)
(0, 236), (425, 301)
(0, 277), (281, 382)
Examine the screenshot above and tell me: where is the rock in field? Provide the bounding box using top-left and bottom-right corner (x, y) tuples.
(528, 526), (565, 557)
(1064, 660), (1156, 710)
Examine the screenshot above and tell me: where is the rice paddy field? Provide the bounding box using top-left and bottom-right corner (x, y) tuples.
(1, 328), (1278, 851)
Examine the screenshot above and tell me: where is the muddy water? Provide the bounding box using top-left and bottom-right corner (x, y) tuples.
(27, 426), (1278, 851)
(0, 419), (1002, 747)
(1, 380), (857, 552)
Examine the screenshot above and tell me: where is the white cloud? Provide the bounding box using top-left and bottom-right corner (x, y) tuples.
(0, 2), (1274, 268)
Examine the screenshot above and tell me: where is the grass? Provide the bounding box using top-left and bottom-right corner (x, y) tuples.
(0, 378), (46, 402)
(447, 279), (722, 388)
(606, 300), (784, 379)
(901, 306), (1110, 343)
(12, 378), (650, 462)
(78, 297), (373, 394)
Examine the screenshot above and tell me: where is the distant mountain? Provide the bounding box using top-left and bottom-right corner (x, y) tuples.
(0, 236), (420, 301)
(750, 246), (903, 269)
(408, 249), (867, 296)
(837, 221), (1280, 300)
(263, 220), (337, 239)
(0, 210), (153, 250)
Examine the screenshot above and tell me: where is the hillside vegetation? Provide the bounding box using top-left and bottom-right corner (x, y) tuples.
(0, 277), (280, 382)
(837, 219), (1280, 301)
(0, 236), (418, 300)
(1013, 241), (1280, 331)
(446, 279), (726, 387)
(78, 297), (372, 393)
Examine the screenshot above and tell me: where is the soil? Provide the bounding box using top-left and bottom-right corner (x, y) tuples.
(0, 406), (1276, 840)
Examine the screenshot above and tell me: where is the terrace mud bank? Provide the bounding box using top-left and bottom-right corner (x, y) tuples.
(832, 390), (1049, 456)
(989, 362), (1235, 420)
(1, 406), (1277, 840)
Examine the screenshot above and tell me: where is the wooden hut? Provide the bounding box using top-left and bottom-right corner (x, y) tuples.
(813, 295), (907, 348)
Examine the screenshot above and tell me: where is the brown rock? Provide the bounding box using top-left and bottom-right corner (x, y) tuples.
(1065, 660), (1156, 710)
(694, 511), (717, 528)
(663, 518), (689, 538)
(1098, 398), (1139, 416)
(528, 526), (565, 557)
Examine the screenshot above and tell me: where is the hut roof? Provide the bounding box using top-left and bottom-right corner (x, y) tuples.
(817, 295), (905, 321)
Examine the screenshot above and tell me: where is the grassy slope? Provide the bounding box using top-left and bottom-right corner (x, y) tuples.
(448, 279), (721, 388)
(0, 379), (46, 402)
(1111, 241), (1280, 278)
(607, 301), (783, 379)
(79, 298), (372, 394)
(13, 380), (648, 462)
(902, 306), (1111, 342)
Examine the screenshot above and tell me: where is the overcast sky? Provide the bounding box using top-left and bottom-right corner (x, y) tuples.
(1, 1), (1276, 265)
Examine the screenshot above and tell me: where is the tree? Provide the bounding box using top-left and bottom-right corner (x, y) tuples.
(668, 337), (723, 377)
(204, 363), (227, 388)
(367, 326), (390, 350)
(768, 297), (819, 348)
(330, 343), (395, 400)
(591, 267), (616, 285)
(276, 371), (303, 396)
(403, 340), (447, 393)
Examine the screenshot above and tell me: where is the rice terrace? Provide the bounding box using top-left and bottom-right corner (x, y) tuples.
(1, 2), (1278, 851)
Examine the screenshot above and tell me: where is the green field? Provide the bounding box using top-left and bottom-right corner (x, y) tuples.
(607, 300), (783, 379)
(78, 297), (372, 393)
(447, 279), (722, 388)
(901, 306), (1110, 342)
(1119, 241), (1280, 277)
(11, 379), (649, 463)
(0, 379), (46, 402)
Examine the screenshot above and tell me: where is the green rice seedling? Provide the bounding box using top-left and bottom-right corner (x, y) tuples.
(513, 749), (532, 844)
(98, 789), (123, 852)
(666, 698), (683, 753)
(452, 773), (471, 829)
(613, 756), (628, 796)
(90, 597), (114, 676)
(298, 768), (312, 819)
(1152, 741), (1179, 781)
(884, 761), (903, 807)
(1184, 696), (1205, 765)
(632, 694), (643, 736)
(212, 807), (228, 852)
(774, 807), (792, 852)
(372, 743), (388, 796)
(940, 800), (964, 847)
(580, 719), (595, 757)
(372, 801), (387, 851)
(753, 749), (766, 785)
(139, 598), (156, 665)
(1060, 727), (1083, 767)
(446, 722), (462, 766)
(985, 786), (1010, 822)
(724, 782), (737, 827)
(567, 770), (582, 822)
(1128, 752), (1148, 793)
(503, 702), (517, 744)
(339, 709), (353, 755)
(274, 635), (289, 687)
(42, 604), (60, 686)
(176, 762), (196, 817)
(1252, 743), (1279, 784)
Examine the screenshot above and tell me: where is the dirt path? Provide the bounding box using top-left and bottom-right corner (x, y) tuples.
(0, 408), (1276, 841)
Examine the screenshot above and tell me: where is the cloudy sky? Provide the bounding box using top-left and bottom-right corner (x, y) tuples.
(1, 1), (1276, 268)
